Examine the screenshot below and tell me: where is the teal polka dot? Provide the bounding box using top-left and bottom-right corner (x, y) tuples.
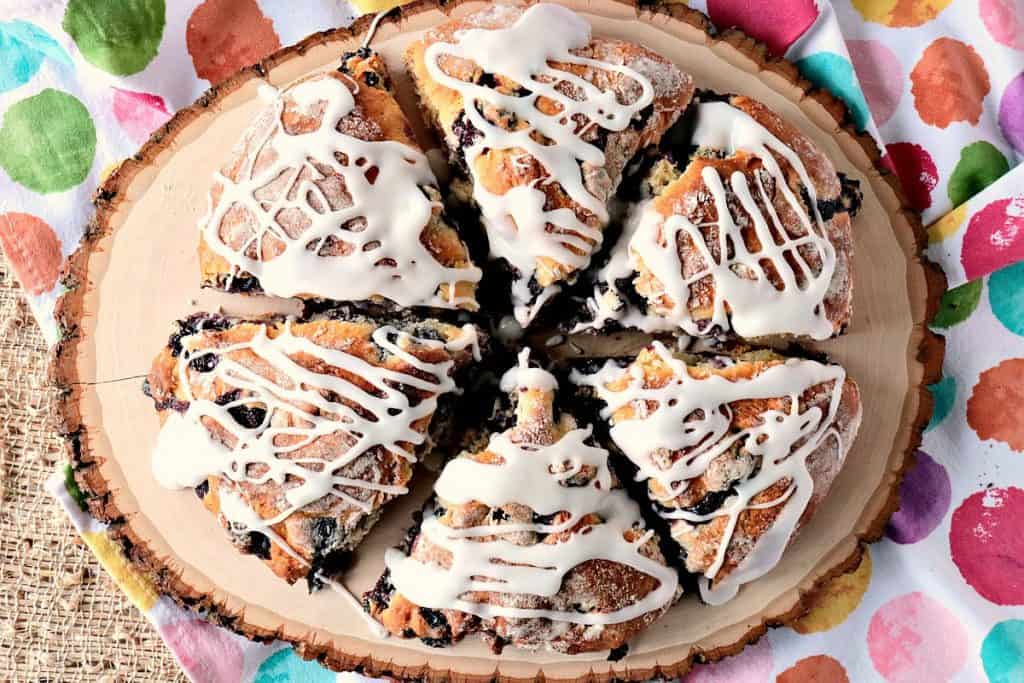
(990, 262), (1024, 336)
(982, 620), (1024, 683)
(926, 376), (955, 431)
(796, 52), (870, 131)
(255, 648), (335, 683)
(0, 21), (71, 93)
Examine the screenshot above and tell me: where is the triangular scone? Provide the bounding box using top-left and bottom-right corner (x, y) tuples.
(365, 350), (679, 655)
(572, 344), (861, 605)
(405, 3), (694, 326)
(199, 50), (481, 310)
(145, 311), (482, 587)
(577, 93), (858, 340)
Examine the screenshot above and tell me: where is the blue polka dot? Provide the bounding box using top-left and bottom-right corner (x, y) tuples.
(255, 648), (335, 683)
(796, 51), (870, 131)
(990, 262), (1024, 336)
(982, 620), (1024, 683)
(926, 376), (955, 431)
(0, 21), (70, 93)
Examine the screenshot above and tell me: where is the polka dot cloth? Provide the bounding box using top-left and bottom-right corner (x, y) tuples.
(11, 0), (1021, 681)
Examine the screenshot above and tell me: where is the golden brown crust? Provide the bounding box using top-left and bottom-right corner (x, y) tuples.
(404, 4), (695, 293)
(366, 374), (677, 654)
(199, 55), (478, 309)
(50, 1), (945, 679)
(146, 313), (479, 585)
(632, 94), (855, 338)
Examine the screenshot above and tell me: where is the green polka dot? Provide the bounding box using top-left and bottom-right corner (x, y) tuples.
(931, 279), (983, 329)
(0, 89), (96, 193)
(990, 262), (1024, 336)
(947, 141), (1010, 208)
(926, 376), (955, 431)
(62, 0), (165, 76)
(982, 620), (1024, 683)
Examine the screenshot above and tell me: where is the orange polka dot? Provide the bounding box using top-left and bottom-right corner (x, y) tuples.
(777, 655), (850, 683)
(792, 547), (872, 634)
(0, 212), (63, 295)
(911, 38), (990, 128)
(968, 359), (1024, 451)
(186, 0), (280, 85)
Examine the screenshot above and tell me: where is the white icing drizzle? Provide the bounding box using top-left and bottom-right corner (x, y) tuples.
(152, 320), (477, 569)
(572, 342), (845, 605)
(201, 75), (481, 308)
(589, 101), (838, 339)
(423, 4), (656, 324)
(361, 9), (390, 48)
(385, 351), (678, 625)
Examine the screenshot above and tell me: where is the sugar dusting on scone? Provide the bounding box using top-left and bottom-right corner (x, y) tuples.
(572, 344), (861, 605)
(576, 93), (859, 340)
(145, 312), (481, 589)
(365, 350), (680, 654)
(405, 3), (695, 326)
(198, 51), (481, 310)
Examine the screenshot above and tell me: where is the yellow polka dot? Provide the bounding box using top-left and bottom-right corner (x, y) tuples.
(99, 161), (121, 184)
(851, 0), (953, 27)
(82, 530), (159, 612)
(351, 0), (408, 13)
(792, 546), (872, 634)
(928, 203), (968, 244)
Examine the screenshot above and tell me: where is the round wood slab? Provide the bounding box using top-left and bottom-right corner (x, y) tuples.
(53, 1), (945, 680)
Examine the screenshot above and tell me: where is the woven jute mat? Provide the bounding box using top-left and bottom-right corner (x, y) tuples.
(0, 254), (185, 682)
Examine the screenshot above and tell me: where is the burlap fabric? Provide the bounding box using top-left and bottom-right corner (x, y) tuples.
(0, 255), (185, 682)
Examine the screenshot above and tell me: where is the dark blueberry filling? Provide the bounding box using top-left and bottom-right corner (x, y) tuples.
(225, 275), (262, 294)
(608, 643), (629, 661)
(215, 389), (241, 406)
(451, 112), (483, 154)
(420, 636), (451, 648)
(227, 404), (267, 429)
(630, 103), (654, 131)
(490, 507), (508, 521)
(420, 607), (448, 630)
(307, 548), (352, 592)
(311, 518), (338, 553)
(363, 71), (380, 88)
(680, 487), (735, 517)
(167, 314), (230, 357)
(532, 511), (558, 525)
(247, 532), (271, 560)
(188, 352), (219, 373)
(194, 479), (210, 499)
(477, 72), (499, 89)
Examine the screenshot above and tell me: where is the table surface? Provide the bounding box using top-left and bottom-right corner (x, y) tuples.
(0, 253), (185, 682)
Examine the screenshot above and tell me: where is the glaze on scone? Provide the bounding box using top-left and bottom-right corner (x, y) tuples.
(198, 50), (481, 310)
(365, 350), (680, 654)
(405, 3), (694, 326)
(145, 312), (481, 587)
(572, 344), (861, 604)
(576, 93), (858, 340)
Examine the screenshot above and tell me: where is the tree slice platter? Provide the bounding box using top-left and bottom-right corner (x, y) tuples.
(53, 1), (945, 680)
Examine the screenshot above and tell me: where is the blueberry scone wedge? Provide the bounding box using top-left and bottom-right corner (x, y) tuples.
(575, 92), (859, 340)
(405, 3), (694, 326)
(572, 344), (861, 605)
(365, 350), (680, 654)
(146, 311), (482, 587)
(199, 50), (481, 311)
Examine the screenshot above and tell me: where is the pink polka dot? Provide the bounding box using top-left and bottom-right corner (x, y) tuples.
(981, 0), (1024, 50)
(112, 88), (171, 145)
(848, 40), (903, 126)
(885, 142), (938, 211)
(868, 592), (968, 682)
(950, 487), (1024, 605)
(682, 636), (772, 683)
(961, 196), (1024, 280)
(707, 0), (819, 56)
(159, 618), (244, 683)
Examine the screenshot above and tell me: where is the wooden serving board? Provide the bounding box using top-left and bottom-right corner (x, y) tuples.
(53, 1), (945, 680)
